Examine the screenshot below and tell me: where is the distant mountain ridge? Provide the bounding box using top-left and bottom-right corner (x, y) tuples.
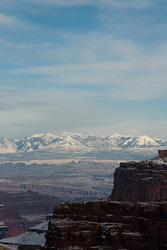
(0, 133), (166, 154)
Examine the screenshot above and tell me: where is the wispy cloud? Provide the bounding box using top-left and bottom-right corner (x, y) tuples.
(0, 13), (25, 27)
(34, 0), (153, 9)
(0, 14), (18, 25)
(0, 0), (153, 9)
(8, 32), (167, 101)
(102, 0), (153, 9)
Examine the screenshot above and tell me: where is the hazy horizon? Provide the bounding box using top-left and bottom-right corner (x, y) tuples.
(1, 130), (167, 141)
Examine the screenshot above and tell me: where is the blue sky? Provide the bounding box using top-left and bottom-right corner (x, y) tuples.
(0, 0), (167, 138)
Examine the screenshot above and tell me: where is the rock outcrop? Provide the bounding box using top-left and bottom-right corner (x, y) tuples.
(111, 161), (167, 202)
(44, 200), (167, 250)
(43, 158), (167, 249)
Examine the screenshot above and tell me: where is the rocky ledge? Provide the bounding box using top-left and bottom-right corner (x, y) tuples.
(111, 160), (167, 202)
(43, 200), (167, 250)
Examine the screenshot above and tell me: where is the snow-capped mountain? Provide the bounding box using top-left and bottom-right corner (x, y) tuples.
(108, 133), (131, 147)
(122, 135), (159, 148)
(0, 133), (166, 154)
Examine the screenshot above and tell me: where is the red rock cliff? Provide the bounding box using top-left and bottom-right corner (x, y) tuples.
(43, 159), (167, 250)
(44, 200), (167, 250)
(111, 161), (167, 202)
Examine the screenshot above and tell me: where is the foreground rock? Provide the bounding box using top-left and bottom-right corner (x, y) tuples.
(43, 156), (167, 249)
(111, 160), (167, 202)
(43, 200), (167, 250)
(4, 156), (167, 249)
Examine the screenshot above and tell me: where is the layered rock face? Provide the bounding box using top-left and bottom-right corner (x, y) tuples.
(44, 159), (167, 249)
(44, 200), (167, 250)
(111, 161), (167, 202)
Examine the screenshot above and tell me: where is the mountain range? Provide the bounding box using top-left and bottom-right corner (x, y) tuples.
(0, 133), (166, 154)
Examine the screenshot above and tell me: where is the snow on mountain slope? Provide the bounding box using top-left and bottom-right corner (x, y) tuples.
(108, 133), (130, 147)
(42, 134), (89, 152)
(0, 133), (165, 154)
(154, 137), (167, 146)
(0, 138), (17, 153)
(122, 135), (160, 148)
(78, 135), (115, 151)
(16, 133), (60, 152)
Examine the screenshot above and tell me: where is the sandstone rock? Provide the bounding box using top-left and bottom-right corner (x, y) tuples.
(44, 200), (167, 250)
(44, 158), (167, 249)
(111, 161), (167, 202)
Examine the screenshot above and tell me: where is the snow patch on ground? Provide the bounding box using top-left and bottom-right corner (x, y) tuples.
(0, 232), (45, 246)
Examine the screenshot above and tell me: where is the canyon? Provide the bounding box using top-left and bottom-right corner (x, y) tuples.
(0, 191), (60, 239)
(2, 151), (167, 249)
(43, 153), (167, 250)
(0, 160), (117, 201)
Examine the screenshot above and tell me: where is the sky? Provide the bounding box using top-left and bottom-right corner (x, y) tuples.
(0, 0), (167, 138)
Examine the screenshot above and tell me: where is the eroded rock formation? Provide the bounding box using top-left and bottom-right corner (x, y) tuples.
(43, 158), (167, 250)
(111, 161), (167, 202)
(44, 200), (167, 250)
